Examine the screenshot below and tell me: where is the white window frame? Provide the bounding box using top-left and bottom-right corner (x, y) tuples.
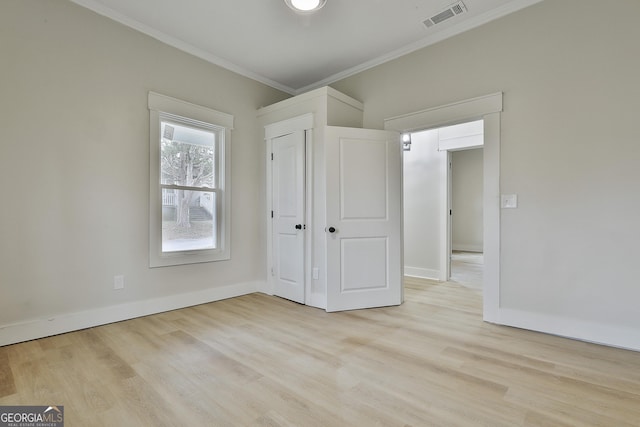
(148, 92), (233, 267)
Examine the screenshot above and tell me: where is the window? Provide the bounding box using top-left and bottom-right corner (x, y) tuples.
(148, 92), (233, 267)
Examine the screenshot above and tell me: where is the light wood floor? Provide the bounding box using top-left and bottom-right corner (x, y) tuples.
(2, 280), (640, 426)
(450, 251), (483, 291)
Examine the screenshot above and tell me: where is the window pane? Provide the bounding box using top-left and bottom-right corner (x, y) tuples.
(162, 188), (217, 252)
(161, 121), (215, 188)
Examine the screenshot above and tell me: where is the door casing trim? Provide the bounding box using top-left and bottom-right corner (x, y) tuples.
(384, 93), (502, 322)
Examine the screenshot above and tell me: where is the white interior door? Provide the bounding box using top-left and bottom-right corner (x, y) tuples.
(272, 131), (305, 304)
(447, 151), (452, 280)
(325, 126), (402, 312)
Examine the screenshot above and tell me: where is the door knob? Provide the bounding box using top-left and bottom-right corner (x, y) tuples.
(328, 226), (336, 233)
(295, 224), (302, 230)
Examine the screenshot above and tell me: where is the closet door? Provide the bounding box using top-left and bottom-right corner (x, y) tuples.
(272, 131), (306, 304)
(324, 126), (402, 312)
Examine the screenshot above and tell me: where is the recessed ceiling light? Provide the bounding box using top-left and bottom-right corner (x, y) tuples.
(284, 0), (327, 14)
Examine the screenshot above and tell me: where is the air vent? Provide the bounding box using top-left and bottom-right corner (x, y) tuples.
(423, 1), (467, 28)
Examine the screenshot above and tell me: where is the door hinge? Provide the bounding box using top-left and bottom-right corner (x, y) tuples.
(450, 209), (452, 215)
(271, 153), (274, 160)
(271, 210), (274, 218)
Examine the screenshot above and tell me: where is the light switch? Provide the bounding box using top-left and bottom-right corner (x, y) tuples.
(113, 275), (125, 290)
(501, 194), (518, 209)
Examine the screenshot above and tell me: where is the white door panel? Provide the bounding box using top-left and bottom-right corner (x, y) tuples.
(325, 126), (402, 312)
(340, 139), (388, 219)
(272, 131), (305, 304)
(341, 237), (388, 291)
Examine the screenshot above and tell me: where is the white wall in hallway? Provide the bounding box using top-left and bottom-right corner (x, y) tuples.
(452, 148), (483, 252)
(403, 129), (445, 279)
(403, 121), (482, 279)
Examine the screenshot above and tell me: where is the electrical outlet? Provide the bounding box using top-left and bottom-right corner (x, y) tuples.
(113, 275), (125, 290)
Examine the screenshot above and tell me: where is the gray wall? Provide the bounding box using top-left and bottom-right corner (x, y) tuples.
(333, 0), (640, 342)
(452, 149), (483, 252)
(0, 0), (287, 334)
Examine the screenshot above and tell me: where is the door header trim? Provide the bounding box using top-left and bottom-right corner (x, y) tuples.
(264, 113), (314, 140)
(383, 92), (502, 133)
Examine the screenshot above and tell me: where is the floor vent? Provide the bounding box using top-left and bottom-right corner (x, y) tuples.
(423, 1), (467, 28)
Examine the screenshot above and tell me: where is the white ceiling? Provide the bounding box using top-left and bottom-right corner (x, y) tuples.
(71, 0), (542, 95)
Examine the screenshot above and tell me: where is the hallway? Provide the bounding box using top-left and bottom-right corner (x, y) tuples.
(449, 250), (483, 292)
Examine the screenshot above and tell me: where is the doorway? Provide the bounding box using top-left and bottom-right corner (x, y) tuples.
(449, 146), (484, 291)
(402, 120), (484, 291)
(385, 92), (502, 321)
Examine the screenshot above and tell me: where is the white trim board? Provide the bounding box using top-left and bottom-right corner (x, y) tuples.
(264, 115), (316, 308)
(258, 87), (362, 119)
(264, 113), (314, 140)
(404, 267), (440, 281)
(148, 91), (234, 129)
(385, 92), (502, 132)
(295, 0), (544, 94)
(493, 309), (640, 352)
(70, 0), (296, 95)
(452, 245), (483, 252)
(0, 281), (261, 347)
(385, 94), (502, 324)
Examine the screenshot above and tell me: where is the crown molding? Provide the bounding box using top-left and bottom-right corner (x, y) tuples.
(71, 0), (543, 96)
(70, 0), (297, 95)
(296, 0), (544, 94)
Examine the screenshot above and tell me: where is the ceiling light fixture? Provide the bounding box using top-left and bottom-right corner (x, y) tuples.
(284, 0), (327, 14)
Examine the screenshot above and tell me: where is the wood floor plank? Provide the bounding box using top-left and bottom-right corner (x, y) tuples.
(0, 348), (16, 398)
(1, 278), (639, 426)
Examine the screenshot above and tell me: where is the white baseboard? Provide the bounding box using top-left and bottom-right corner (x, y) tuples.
(6, 280), (635, 353)
(452, 244), (483, 252)
(404, 266), (440, 280)
(258, 279), (325, 310)
(257, 279), (272, 295)
(0, 281), (262, 347)
(491, 308), (640, 352)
